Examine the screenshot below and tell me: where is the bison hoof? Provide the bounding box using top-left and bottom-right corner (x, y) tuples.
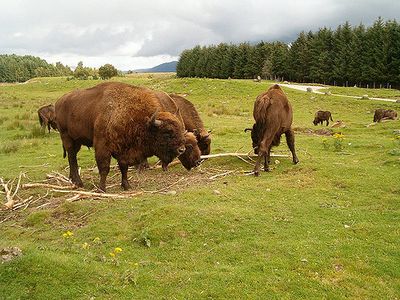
(121, 183), (131, 191)
(264, 167), (270, 172)
(254, 171), (260, 177)
(73, 180), (84, 188)
(293, 158), (299, 164)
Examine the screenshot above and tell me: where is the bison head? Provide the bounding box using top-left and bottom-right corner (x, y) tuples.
(313, 118), (318, 125)
(178, 132), (202, 170)
(193, 129), (211, 155)
(148, 110), (186, 166)
(244, 123), (263, 154)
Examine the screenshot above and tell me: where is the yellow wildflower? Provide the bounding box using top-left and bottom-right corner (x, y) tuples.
(333, 133), (344, 139)
(62, 231), (74, 238)
(114, 247), (123, 253)
(93, 237), (101, 243)
(82, 242), (89, 250)
(109, 252), (116, 258)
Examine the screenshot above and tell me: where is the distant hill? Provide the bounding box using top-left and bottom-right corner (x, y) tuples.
(134, 61), (177, 73)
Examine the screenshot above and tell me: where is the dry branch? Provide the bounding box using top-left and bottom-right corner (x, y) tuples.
(51, 189), (143, 199)
(1, 172), (24, 209)
(200, 152), (289, 159)
(22, 183), (73, 190)
(209, 170), (236, 180)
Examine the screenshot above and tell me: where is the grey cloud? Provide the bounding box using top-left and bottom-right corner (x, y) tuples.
(0, 0), (399, 67)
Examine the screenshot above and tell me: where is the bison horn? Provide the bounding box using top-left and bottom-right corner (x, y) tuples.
(150, 110), (162, 127)
(244, 128), (253, 133)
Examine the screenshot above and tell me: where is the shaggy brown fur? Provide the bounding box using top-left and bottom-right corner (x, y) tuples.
(55, 82), (186, 192)
(38, 104), (57, 133)
(313, 111), (333, 126)
(169, 94), (211, 155)
(134, 91), (201, 171)
(373, 109), (398, 122)
(245, 84), (299, 176)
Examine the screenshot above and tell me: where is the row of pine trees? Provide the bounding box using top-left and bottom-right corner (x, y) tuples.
(0, 54), (72, 83)
(177, 18), (400, 88)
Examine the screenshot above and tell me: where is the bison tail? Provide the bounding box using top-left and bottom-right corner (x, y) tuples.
(330, 114), (333, 121)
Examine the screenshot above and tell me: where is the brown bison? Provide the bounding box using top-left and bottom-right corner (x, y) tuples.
(313, 111), (333, 126)
(168, 94), (211, 155)
(153, 91), (202, 170)
(55, 82), (187, 192)
(245, 84), (299, 176)
(373, 109), (398, 122)
(38, 104), (57, 132)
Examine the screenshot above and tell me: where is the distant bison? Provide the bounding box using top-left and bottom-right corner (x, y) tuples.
(168, 94), (211, 155)
(55, 82), (187, 192)
(38, 104), (57, 132)
(313, 111), (333, 126)
(245, 84), (299, 176)
(373, 109), (398, 122)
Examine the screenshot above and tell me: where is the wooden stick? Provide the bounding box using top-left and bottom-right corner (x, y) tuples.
(22, 183), (73, 189)
(51, 189), (143, 199)
(200, 153), (289, 159)
(209, 170), (235, 180)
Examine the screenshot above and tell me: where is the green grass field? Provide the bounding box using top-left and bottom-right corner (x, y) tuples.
(1, 74), (399, 299)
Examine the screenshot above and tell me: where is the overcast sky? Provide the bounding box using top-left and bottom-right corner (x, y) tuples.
(1, 0), (399, 70)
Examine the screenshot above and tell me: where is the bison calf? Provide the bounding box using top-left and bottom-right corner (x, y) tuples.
(55, 82), (187, 192)
(245, 84), (299, 176)
(313, 111), (333, 126)
(38, 104), (57, 133)
(373, 109), (398, 122)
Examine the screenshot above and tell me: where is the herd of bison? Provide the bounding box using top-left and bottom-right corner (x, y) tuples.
(37, 82), (398, 192)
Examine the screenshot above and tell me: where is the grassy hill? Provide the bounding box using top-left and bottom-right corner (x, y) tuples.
(0, 75), (399, 299)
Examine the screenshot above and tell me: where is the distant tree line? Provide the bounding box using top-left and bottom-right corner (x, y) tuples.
(0, 54), (73, 82)
(0, 55), (121, 82)
(177, 18), (400, 88)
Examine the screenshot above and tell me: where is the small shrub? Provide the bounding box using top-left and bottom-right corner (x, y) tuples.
(24, 211), (51, 227)
(29, 125), (47, 138)
(0, 141), (21, 154)
(6, 120), (25, 130)
(0, 116), (9, 125)
(333, 133), (345, 151)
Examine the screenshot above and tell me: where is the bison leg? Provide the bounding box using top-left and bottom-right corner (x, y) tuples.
(118, 162), (131, 191)
(326, 119), (329, 126)
(285, 130), (299, 164)
(264, 146), (272, 172)
(254, 138), (272, 176)
(63, 137), (83, 187)
(95, 151), (111, 192)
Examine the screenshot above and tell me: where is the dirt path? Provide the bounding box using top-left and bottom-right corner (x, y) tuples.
(279, 83), (398, 103)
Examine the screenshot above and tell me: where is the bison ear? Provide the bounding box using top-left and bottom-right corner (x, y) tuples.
(149, 110), (162, 127)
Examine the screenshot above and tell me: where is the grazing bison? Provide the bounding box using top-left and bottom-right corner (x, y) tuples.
(313, 111), (333, 126)
(38, 104), (57, 132)
(55, 82), (187, 192)
(168, 94), (211, 155)
(373, 109), (398, 122)
(245, 84), (299, 176)
(153, 91), (202, 170)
